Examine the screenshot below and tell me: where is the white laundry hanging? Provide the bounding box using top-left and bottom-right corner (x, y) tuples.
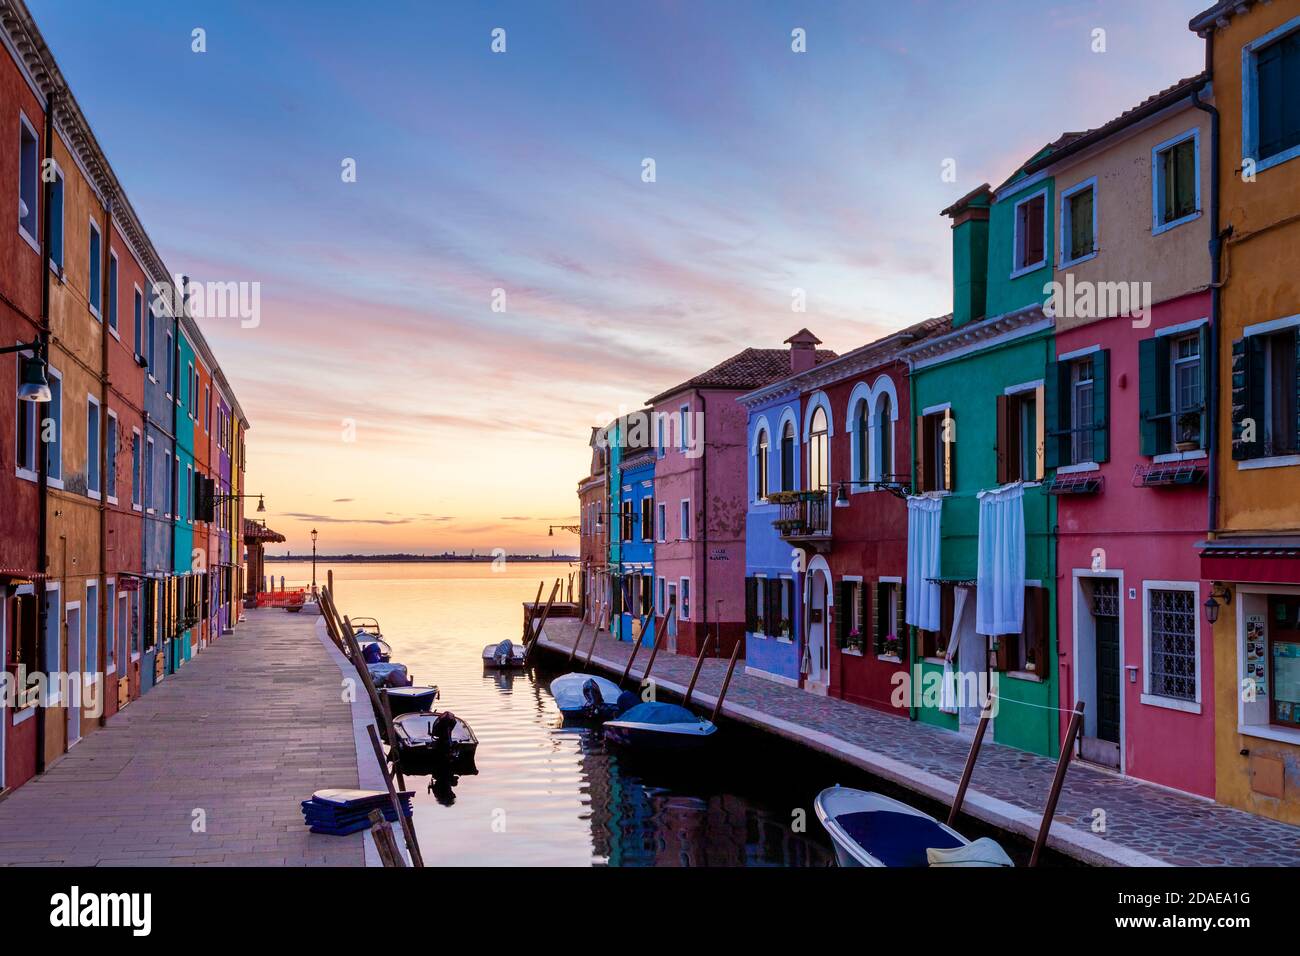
(940, 587), (968, 714)
(976, 482), (1025, 637)
(905, 495), (943, 632)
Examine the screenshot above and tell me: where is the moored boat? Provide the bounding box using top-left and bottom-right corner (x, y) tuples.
(603, 702), (717, 750)
(368, 661), (412, 688)
(549, 673), (634, 720)
(482, 639), (526, 669)
(391, 711), (479, 773)
(359, 638), (393, 663)
(380, 685), (439, 716)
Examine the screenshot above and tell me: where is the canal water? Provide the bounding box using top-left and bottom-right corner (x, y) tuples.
(270, 559), (1066, 866)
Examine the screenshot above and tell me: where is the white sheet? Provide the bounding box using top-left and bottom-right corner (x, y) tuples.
(905, 495), (943, 632)
(940, 586), (968, 714)
(976, 483), (1025, 636)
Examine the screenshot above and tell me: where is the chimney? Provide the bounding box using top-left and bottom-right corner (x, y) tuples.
(940, 184), (992, 328)
(785, 328), (822, 374)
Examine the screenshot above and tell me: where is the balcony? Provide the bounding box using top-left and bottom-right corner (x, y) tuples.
(768, 489), (831, 551)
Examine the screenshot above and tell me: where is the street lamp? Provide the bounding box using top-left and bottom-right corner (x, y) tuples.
(311, 528), (318, 597)
(0, 339), (51, 403)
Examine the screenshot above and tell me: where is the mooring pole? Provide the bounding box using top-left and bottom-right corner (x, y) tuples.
(1029, 702), (1085, 868)
(618, 613), (649, 687)
(582, 599), (607, 670)
(710, 638), (744, 722)
(522, 580), (544, 641)
(523, 579), (562, 664)
(682, 634), (713, 708)
(639, 602), (672, 684)
(365, 724), (424, 868)
(947, 708), (993, 827)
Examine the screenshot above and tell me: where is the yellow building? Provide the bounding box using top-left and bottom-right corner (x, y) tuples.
(1192, 0), (1300, 823)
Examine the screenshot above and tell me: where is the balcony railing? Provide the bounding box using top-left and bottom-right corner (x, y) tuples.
(767, 489), (830, 543)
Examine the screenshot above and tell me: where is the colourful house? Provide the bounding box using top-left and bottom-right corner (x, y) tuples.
(614, 415), (656, 646)
(1192, 0), (1300, 824)
(578, 426), (610, 627)
(1024, 76), (1217, 795)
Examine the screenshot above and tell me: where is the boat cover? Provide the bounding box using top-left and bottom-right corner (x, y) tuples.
(361, 641), (385, 663)
(616, 702), (701, 725)
(836, 810), (965, 867)
(926, 837), (1013, 867)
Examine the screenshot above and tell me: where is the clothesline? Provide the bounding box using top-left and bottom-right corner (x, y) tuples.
(986, 693), (1082, 715)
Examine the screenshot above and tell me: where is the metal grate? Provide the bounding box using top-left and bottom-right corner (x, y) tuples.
(1149, 589), (1197, 701)
(1090, 578), (1119, 617)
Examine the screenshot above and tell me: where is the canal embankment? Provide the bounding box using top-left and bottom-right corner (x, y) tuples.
(536, 619), (1300, 867)
(0, 609), (363, 866)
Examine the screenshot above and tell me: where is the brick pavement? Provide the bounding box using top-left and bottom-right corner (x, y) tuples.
(537, 620), (1300, 867)
(0, 609), (363, 866)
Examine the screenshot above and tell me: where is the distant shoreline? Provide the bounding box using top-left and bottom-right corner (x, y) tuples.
(264, 554), (577, 563)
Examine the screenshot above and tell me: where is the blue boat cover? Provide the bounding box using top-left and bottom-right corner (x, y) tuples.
(617, 702), (700, 725)
(836, 810), (965, 867)
(361, 641), (384, 663)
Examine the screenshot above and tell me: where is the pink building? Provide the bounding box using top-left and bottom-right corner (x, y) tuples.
(649, 334), (832, 658)
(1027, 79), (1216, 796)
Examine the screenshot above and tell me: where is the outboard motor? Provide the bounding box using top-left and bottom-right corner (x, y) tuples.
(614, 690), (640, 717)
(361, 641), (383, 664)
(430, 711), (458, 756)
(494, 639), (513, 667)
(581, 678), (603, 717)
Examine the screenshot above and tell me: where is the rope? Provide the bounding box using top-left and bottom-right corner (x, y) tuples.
(985, 692), (1081, 715)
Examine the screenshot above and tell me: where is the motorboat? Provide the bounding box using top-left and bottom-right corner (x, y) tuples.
(359, 638), (393, 663)
(380, 685), (439, 717)
(482, 639), (526, 669)
(549, 673), (634, 720)
(602, 701), (717, 750)
(367, 661), (412, 688)
(391, 711), (479, 773)
(814, 786), (1012, 868)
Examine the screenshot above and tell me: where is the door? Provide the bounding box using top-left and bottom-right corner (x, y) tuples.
(666, 584), (678, 653)
(65, 604), (81, 747)
(1095, 615), (1121, 745)
(807, 572), (828, 686)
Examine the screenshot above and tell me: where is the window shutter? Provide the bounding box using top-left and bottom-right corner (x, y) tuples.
(915, 414), (928, 491)
(745, 578), (756, 632)
(995, 393), (1010, 485)
(1043, 360), (1064, 469)
(870, 582), (881, 652)
(1139, 336), (1172, 456)
(857, 582), (867, 638)
(1091, 349), (1110, 463)
(1027, 587), (1050, 675)
(1257, 34), (1300, 161)
(1232, 336), (1265, 460)
(1199, 323), (1211, 448)
(942, 408), (955, 491)
(896, 584), (906, 649)
(766, 578), (779, 635)
(1025, 198), (1044, 264)
(835, 581), (849, 649)
(1294, 329), (1300, 450)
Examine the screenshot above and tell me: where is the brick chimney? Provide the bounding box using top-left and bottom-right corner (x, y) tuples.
(785, 328), (822, 374)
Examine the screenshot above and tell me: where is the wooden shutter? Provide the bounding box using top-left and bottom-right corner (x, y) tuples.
(895, 584), (907, 655)
(1024, 197), (1044, 265)
(1139, 336), (1172, 456)
(942, 408), (955, 491)
(1026, 587), (1050, 675)
(995, 393), (1010, 485)
(1043, 360), (1066, 469)
(915, 414), (928, 492)
(766, 578), (779, 635)
(835, 581), (849, 648)
(1257, 32), (1300, 161)
(1199, 323), (1211, 449)
(1092, 349), (1110, 463)
(1232, 336), (1267, 460)
(745, 578), (756, 632)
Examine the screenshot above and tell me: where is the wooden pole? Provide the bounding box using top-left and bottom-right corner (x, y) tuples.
(566, 616), (590, 666)
(522, 579), (544, 641)
(366, 724), (424, 867)
(638, 603), (671, 684)
(682, 633), (713, 708)
(618, 614), (648, 687)
(709, 637), (744, 722)
(378, 688), (406, 791)
(946, 708), (993, 827)
(583, 600), (606, 669)
(522, 580), (562, 663)
(367, 809), (405, 868)
(1029, 702), (1085, 868)
(342, 616), (400, 754)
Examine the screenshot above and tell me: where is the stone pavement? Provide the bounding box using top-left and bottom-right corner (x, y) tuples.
(0, 609), (363, 866)
(538, 620), (1300, 867)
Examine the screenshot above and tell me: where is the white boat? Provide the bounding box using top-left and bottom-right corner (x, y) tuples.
(603, 702), (717, 750)
(815, 787), (1014, 868)
(482, 639), (526, 669)
(549, 673), (627, 719)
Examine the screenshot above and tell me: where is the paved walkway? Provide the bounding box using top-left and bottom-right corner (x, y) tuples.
(538, 620), (1300, 866)
(0, 609), (363, 866)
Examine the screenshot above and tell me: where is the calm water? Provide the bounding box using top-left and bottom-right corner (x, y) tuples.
(271, 560), (836, 866)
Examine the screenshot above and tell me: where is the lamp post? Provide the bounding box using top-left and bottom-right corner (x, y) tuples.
(311, 528), (318, 598)
(0, 338), (51, 402)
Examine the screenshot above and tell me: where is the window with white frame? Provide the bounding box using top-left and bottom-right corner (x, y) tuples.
(133, 287), (143, 357)
(875, 393), (894, 481)
(43, 584), (60, 679)
(853, 398), (870, 485)
(18, 115), (39, 246)
(1070, 359), (1095, 465)
(46, 367), (62, 483)
(108, 252), (119, 332)
(1012, 189), (1047, 274)
(780, 419), (796, 492)
(1145, 584), (1199, 705)
(680, 499), (690, 540)
(49, 167), (64, 270)
(144, 436), (154, 512)
(87, 395), (101, 498)
(1153, 129), (1199, 233)
(15, 349), (38, 476)
(105, 580), (116, 673)
(1060, 178), (1096, 265)
(105, 410), (117, 502)
(755, 426), (769, 500)
(88, 221), (102, 316)
(86, 582), (98, 674)
(680, 578), (690, 619)
(1242, 17), (1300, 172)
(132, 430), (141, 508)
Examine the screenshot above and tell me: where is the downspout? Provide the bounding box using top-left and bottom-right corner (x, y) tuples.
(695, 388), (708, 656)
(97, 196), (112, 726)
(1191, 44), (1221, 540)
(907, 366), (918, 722)
(35, 92), (57, 772)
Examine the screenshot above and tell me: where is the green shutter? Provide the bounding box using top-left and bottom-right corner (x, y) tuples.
(1043, 360), (1068, 469)
(1257, 32), (1300, 161)
(1138, 336), (1171, 456)
(1199, 323), (1211, 448)
(1092, 349), (1110, 463)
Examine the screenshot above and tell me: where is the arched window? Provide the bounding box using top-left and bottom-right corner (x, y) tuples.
(876, 394), (893, 480)
(780, 421), (796, 492)
(809, 406), (828, 491)
(856, 400), (870, 485)
(755, 428), (770, 500)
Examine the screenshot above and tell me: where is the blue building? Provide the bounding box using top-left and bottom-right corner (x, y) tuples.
(139, 284), (176, 693)
(738, 380), (804, 684)
(614, 414), (656, 647)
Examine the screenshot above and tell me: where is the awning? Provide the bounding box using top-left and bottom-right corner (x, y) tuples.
(1199, 538), (1300, 586)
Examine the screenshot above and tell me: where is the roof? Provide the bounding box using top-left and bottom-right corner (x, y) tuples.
(940, 183), (992, 219)
(647, 346), (836, 406)
(243, 519), (286, 543)
(1190, 0), (1263, 35)
(1023, 73), (1210, 175)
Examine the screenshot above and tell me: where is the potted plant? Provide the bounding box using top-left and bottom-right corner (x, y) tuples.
(882, 633), (902, 658)
(847, 627), (863, 652)
(1175, 410), (1202, 451)
(777, 617), (792, 639)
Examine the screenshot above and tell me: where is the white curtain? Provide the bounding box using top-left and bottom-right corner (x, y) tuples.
(940, 587), (968, 714)
(976, 483), (1025, 636)
(906, 495), (943, 632)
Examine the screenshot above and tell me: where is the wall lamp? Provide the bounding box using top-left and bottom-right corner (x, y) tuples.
(214, 492), (267, 513)
(0, 338), (51, 403)
(549, 524), (580, 536)
(1204, 582), (1232, 625)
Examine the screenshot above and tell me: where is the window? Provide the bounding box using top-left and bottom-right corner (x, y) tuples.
(780, 420), (796, 491)
(755, 427), (769, 500)
(108, 253), (119, 332)
(1145, 586), (1198, 705)
(657, 577), (666, 615)
(1141, 327), (1208, 456)
(187, 464), (194, 523)
(147, 300), (157, 373)
(873, 581), (904, 656)
(808, 405), (828, 491)
(15, 350), (38, 476)
(997, 385), (1043, 483)
(640, 496), (653, 541)
(188, 363), (195, 417)
(144, 437), (155, 512)
(18, 115), (38, 246)
(106, 581), (116, 673)
(837, 580), (866, 653)
(165, 331), (173, 394)
(7, 591), (38, 701)
(876, 394), (893, 481)
(656, 502), (666, 542)
(1153, 130), (1199, 233)
(1046, 351), (1110, 467)
(49, 168), (64, 270)
(105, 411), (117, 502)
(680, 500), (691, 540)
(87, 397), (101, 498)
(88, 222), (102, 317)
(1012, 189), (1047, 274)
(1244, 18), (1300, 170)
(44, 585), (61, 682)
(917, 408), (953, 492)
(131, 430), (141, 508)
(45, 368), (62, 483)
(620, 499), (633, 542)
(853, 399), (870, 484)
(992, 586), (1050, 675)
(680, 578), (690, 620)
(1060, 178), (1096, 264)
(117, 591), (129, 670)
(678, 404), (689, 451)
(746, 576), (768, 634)
(86, 582), (98, 675)
(133, 288), (143, 357)
(204, 385), (211, 432)
(1231, 324), (1298, 461)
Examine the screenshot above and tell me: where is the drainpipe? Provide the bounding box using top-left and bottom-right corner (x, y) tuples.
(695, 388), (709, 656)
(97, 196), (112, 726)
(907, 367), (918, 722)
(34, 91), (57, 773)
(1191, 45), (1222, 540)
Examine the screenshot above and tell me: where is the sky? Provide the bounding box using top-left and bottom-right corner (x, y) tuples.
(28, 0), (1210, 554)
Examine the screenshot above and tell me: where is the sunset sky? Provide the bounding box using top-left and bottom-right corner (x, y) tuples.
(30, 0), (1209, 554)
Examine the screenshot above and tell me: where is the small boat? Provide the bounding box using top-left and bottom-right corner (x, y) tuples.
(550, 673), (634, 720)
(380, 685), (439, 717)
(603, 701), (717, 750)
(352, 617), (383, 637)
(482, 639), (526, 669)
(814, 786), (1012, 868)
(359, 638), (393, 663)
(391, 711), (479, 773)
(367, 661), (411, 688)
